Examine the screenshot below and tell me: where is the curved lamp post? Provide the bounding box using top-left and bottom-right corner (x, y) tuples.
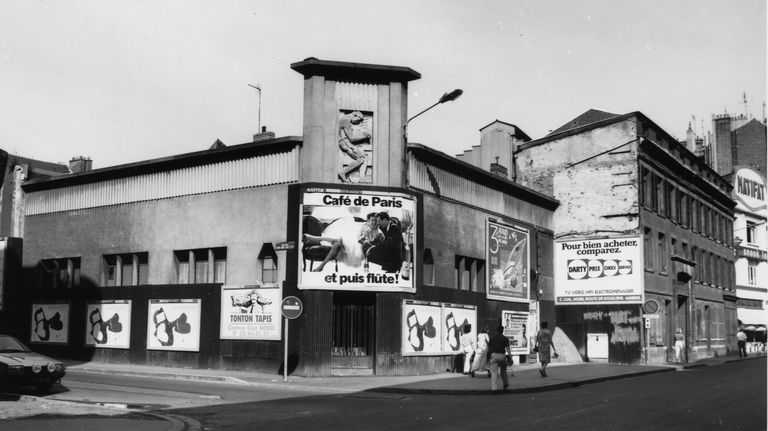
(403, 89), (463, 142)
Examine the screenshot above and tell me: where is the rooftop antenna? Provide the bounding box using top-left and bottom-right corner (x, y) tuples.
(248, 83), (262, 132)
(742, 91), (749, 118)
(763, 101), (767, 124)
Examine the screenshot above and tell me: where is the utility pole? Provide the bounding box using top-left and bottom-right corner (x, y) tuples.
(248, 83), (262, 132)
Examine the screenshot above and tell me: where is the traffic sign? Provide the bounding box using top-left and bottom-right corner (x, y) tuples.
(281, 296), (303, 319)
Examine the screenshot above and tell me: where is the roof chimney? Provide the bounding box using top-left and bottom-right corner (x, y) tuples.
(253, 125), (275, 142)
(69, 156), (92, 174)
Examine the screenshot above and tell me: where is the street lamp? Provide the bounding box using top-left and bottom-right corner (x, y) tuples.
(404, 89), (463, 142)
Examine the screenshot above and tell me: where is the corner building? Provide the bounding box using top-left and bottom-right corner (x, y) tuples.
(17, 59), (557, 376)
(515, 109), (736, 364)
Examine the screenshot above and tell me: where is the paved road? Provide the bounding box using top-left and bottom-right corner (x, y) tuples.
(167, 359), (765, 431)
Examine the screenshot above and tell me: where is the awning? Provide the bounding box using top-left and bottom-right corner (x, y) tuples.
(744, 325), (757, 331)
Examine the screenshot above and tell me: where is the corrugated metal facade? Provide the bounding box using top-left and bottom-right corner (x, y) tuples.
(335, 81), (378, 112)
(26, 148), (299, 215)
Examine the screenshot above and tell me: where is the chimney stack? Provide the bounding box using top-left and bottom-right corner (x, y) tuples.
(69, 156), (92, 174)
(253, 125), (275, 142)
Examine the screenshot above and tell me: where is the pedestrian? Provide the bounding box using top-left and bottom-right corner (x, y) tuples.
(488, 325), (511, 390)
(674, 328), (685, 362)
(470, 326), (490, 377)
(460, 324), (475, 374)
(737, 328), (748, 358)
(534, 321), (557, 377)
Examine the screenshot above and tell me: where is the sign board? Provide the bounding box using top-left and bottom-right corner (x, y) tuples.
(31, 302), (69, 344)
(84, 300), (132, 349)
(275, 241), (295, 251)
(220, 285), (281, 340)
(643, 314), (660, 319)
(281, 296), (303, 320)
(486, 220), (530, 303)
(502, 310), (531, 355)
(555, 236), (643, 305)
(298, 189), (417, 293)
(402, 300), (477, 356)
(734, 168), (767, 212)
(146, 299), (201, 352)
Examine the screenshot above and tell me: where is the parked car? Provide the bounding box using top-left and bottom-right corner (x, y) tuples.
(0, 334), (65, 392)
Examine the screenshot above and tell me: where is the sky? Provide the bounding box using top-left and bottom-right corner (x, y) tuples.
(2, 0), (766, 169)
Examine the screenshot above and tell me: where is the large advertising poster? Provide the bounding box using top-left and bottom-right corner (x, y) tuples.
(502, 310), (531, 355)
(220, 285), (281, 340)
(299, 189), (417, 293)
(85, 300), (131, 349)
(555, 236), (643, 305)
(146, 299), (201, 352)
(402, 301), (477, 356)
(31, 302), (69, 344)
(487, 220), (530, 302)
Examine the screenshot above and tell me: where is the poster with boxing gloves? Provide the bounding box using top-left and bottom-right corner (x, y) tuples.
(146, 299), (201, 352)
(30, 302), (69, 344)
(84, 300), (131, 349)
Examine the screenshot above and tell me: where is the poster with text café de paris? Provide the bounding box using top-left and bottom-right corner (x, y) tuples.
(554, 236), (643, 305)
(299, 189), (417, 293)
(486, 220), (530, 303)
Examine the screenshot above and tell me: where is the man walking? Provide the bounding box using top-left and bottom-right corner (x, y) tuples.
(737, 328), (748, 358)
(488, 324), (511, 390)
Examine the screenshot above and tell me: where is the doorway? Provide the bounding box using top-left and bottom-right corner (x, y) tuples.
(331, 292), (375, 376)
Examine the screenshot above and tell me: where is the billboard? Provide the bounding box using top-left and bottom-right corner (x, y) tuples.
(486, 220), (530, 302)
(220, 285), (281, 340)
(146, 299), (201, 352)
(502, 310), (531, 355)
(299, 189), (417, 292)
(31, 302), (69, 344)
(85, 300), (132, 349)
(734, 168), (766, 212)
(402, 300), (476, 356)
(555, 236), (643, 305)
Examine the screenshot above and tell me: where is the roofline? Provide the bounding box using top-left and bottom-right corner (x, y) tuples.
(291, 57), (421, 83)
(22, 136), (303, 192)
(479, 119), (532, 142)
(407, 143), (559, 211)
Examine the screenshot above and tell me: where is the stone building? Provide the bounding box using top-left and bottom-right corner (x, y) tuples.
(11, 58), (558, 376)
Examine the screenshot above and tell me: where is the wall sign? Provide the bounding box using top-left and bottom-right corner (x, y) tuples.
(220, 286), (281, 341)
(85, 300), (131, 349)
(486, 220), (530, 302)
(146, 299), (201, 352)
(30, 302), (69, 345)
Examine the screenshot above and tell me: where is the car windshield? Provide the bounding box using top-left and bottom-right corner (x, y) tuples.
(0, 335), (31, 352)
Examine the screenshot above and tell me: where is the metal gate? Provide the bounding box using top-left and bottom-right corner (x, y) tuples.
(331, 292), (375, 374)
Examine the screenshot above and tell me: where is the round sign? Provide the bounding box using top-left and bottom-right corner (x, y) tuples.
(281, 296), (303, 320)
(642, 299), (659, 314)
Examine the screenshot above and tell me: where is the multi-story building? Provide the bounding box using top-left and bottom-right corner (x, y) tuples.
(10, 58), (558, 376)
(459, 109), (736, 364)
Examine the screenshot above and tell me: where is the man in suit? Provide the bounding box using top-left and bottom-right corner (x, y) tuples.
(366, 212), (403, 273)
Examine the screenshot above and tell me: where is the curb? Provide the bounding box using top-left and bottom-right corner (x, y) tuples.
(367, 367), (676, 395)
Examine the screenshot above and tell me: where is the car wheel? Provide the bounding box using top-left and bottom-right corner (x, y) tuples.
(36, 380), (54, 393)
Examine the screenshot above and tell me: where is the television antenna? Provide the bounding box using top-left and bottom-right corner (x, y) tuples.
(248, 83), (262, 132)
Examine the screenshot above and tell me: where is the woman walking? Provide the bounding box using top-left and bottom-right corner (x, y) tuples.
(535, 321), (557, 377)
(470, 326), (490, 377)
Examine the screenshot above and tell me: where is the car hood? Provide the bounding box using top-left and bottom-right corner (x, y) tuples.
(0, 352), (61, 366)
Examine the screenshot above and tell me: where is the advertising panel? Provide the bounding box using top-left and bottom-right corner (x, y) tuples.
(220, 285), (281, 340)
(734, 168), (767, 212)
(299, 189), (416, 292)
(31, 302), (69, 344)
(146, 299), (201, 352)
(555, 236), (643, 305)
(487, 220), (530, 302)
(402, 300), (477, 356)
(84, 300), (132, 349)
(442, 304), (477, 354)
(502, 310), (531, 355)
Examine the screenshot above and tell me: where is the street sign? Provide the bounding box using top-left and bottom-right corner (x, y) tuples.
(281, 296), (303, 320)
(275, 241), (295, 251)
(643, 314), (660, 319)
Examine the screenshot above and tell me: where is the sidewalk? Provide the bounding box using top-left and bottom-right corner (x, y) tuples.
(62, 354), (765, 396)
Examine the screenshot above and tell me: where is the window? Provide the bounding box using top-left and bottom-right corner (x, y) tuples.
(258, 243), (278, 284)
(657, 178), (666, 215)
(174, 247), (226, 284)
(746, 222), (757, 244)
(708, 252), (715, 285)
(658, 233), (668, 273)
(691, 199), (699, 232)
(641, 167), (652, 208)
(748, 264), (758, 286)
(668, 184), (676, 221)
(651, 175), (660, 211)
(681, 193), (689, 226)
(455, 255), (485, 291)
(40, 257), (81, 289)
(644, 228), (654, 270)
(681, 242), (689, 261)
(423, 249), (435, 285)
(103, 252), (149, 286)
(671, 237), (678, 257)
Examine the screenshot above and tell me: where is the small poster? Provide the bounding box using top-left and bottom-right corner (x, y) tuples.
(146, 299), (201, 352)
(502, 310), (530, 355)
(220, 285), (281, 340)
(487, 220), (530, 302)
(85, 300), (132, 349)
(31, 302), (69, 344)
(402, 301), (442, 355)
